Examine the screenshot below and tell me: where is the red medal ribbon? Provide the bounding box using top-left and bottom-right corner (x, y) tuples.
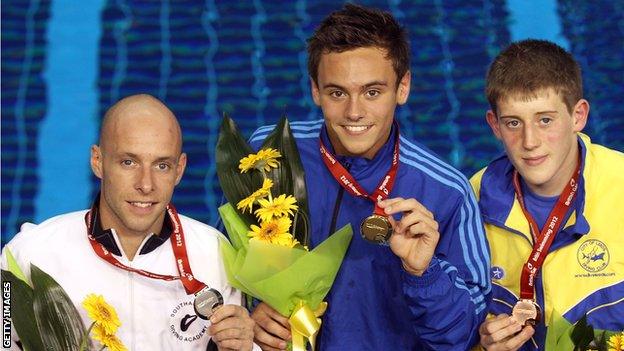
(319, 124), (400, 216)
(85, 204), (206, 295)
(513, 157), (581, 300)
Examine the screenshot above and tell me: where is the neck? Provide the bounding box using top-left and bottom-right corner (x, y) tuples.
(117, 234), (147, 261)
(97, 200), (165, 261)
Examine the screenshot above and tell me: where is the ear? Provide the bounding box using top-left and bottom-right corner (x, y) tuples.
(486, 110), (503, 140)
(174, 153), (187, 185)
(90, 145), (103, 179)
(572, 99), (589, 132)
(310, 78), (321, 106)
(396, 71), (411, 105)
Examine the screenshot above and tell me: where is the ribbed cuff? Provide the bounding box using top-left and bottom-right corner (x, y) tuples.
(402, 257), (441, 287)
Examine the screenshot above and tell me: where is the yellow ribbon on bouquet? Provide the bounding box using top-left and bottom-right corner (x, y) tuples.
(289, 301), (328, 351)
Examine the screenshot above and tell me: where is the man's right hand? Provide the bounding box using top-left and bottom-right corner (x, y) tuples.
(479, 314), (535, 351)
(251, 302), (291, 351)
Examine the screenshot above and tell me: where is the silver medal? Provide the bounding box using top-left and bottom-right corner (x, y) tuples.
(194, 287), (224, 320)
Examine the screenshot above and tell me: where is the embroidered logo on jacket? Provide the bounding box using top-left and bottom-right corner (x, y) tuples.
(577, 239), (609, 272)
(169, 299), (208, 343)
(491, 266), (505, 280)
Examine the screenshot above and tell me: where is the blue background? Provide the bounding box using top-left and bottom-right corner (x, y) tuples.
(2, 0), (623, 244)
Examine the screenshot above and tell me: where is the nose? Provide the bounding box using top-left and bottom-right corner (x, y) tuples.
(345, 96), (364, 121)
(136, 166), (155, 193)
(522, 124), (541, 150)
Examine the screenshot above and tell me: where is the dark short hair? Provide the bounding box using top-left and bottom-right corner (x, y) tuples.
(486, 39), (583, 114)
(307, 3), (410, 86)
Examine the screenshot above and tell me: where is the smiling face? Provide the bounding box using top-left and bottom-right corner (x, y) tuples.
(311, 47), (410, 159)
(91, 96), (187, 240)
(487, 88), (588, 196)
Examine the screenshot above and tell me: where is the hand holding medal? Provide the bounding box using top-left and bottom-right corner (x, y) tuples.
(319, 121), (440, 275)
(478, 314), (535, 350)
(378, 197), (440, 277)
(208, 305), (255, 351)
(510, 299), (541, 326)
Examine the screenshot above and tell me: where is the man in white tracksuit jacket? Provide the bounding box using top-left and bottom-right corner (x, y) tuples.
(2, 94), (256, 351)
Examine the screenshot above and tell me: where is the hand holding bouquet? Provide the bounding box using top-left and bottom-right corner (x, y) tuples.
(216, 115), (352, 350)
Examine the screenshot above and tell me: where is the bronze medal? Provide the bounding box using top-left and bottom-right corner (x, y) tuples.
(360, 214), (392, 244)
(511, 299), (541, 326)
(194, 287), (224, 320)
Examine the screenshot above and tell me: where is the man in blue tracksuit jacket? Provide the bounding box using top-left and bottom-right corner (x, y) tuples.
(247, 4), (491, 350)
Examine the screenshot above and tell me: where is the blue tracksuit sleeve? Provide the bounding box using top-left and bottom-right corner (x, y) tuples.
(401, 191), (491, 350)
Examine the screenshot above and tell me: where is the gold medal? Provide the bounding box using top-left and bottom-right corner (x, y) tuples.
(511, 299), (541, 326)
(194, 287), (224, 320)
(360, 214), (392, 244)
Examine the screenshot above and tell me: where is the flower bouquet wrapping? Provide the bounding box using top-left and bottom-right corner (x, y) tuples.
(216, 115), (353, 350)
(545, 309), (623, 350)
(2, 249), (126, 351)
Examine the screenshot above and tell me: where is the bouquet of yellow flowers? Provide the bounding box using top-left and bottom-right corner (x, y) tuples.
(216, 115), (353, 350)
(2, 249), (126, 351)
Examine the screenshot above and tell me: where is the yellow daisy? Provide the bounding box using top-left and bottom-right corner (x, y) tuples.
(82, 294), (121, 335)
(248, 216), (294, 246)
(255, 194), (298, 222)
(277, 235), (299, 248)
(92, 323), (127, 351)
(239, 153), (260, 173)
(255, 148), (281, 172)
(238, 148), (281, 173)
(237, 178), (273, 213)
(608, 332), (624, 351)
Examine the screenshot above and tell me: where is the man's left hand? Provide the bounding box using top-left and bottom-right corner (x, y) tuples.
(378, 197), (440, 276)
(209, 304), (255, 351)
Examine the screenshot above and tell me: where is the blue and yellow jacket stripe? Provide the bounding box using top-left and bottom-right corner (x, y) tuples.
(470, 134), (624, 350)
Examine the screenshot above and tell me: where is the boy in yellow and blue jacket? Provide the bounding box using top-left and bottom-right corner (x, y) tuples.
(470, 39), (623, 350)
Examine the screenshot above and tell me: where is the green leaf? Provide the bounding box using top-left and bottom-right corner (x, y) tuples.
(216, 113), (263, 229)
(1, 269), (44, 351)
(5, 248), (29, 285)
(595, 330), (606, 351)
(260, 117), (311, 246)
(219, 202), (251, 251)
(545, 308), (575, 350)
(570, 314), (594, 350)
(31, 264), (87, 351)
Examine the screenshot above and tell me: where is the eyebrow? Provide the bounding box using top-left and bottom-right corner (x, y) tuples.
(122, 152), (177, 162)
(534, 110), (559, 115)
(499, 110), (559, 119)
(322, 81), (389, 91)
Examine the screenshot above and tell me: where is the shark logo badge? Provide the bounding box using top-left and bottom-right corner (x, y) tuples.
(577, 239), (609, 272)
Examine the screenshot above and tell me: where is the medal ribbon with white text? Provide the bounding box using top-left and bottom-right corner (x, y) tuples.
(513, 157), (581, 300)
(85, 203), (206, 295)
